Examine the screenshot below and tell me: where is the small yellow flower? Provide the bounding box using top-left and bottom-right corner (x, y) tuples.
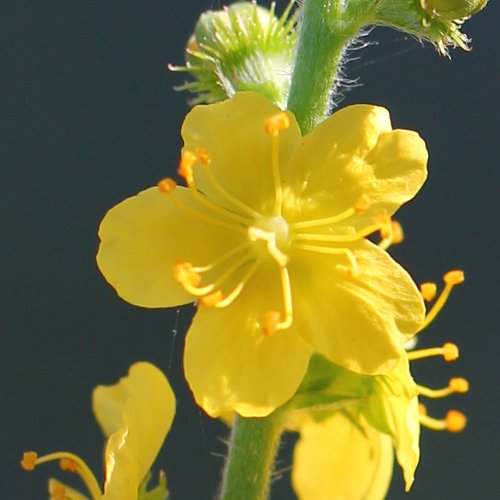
(292, 412), (394, 500)
(97, 92), (428, 417)
(21, 362), (175, 500)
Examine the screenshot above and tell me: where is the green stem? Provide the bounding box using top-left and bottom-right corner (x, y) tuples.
(287, 0), (371, 134)
(219, 412), (284, 500)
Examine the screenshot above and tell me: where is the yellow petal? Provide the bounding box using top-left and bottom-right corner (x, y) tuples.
(92, 362), (175, 498)
(292, 413), (394, 500)
(293, 240), (425, 374)
(368, 358), (421, 491)
(97, 186), (243, 307)
(181, 92), (302, 213)
(184, 266), (312, 417)
(284, 104), (427, 231)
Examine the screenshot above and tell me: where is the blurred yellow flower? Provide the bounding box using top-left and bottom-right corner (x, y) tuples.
(21, 362), (175, 500)
(292, 412), (394, 500)
(97, 92), (427, 417)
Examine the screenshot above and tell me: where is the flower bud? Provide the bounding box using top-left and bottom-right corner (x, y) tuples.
(420, 0), (489, 21)
(170, 2), (297, 108)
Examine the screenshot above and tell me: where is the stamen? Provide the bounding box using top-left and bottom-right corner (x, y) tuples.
(262, 266), (293, 335)
(295, 244), (360, 277)
(419, 407), (467, 433)
(420, 282), (437, 302)
(291, 205), (357, 230)
(248, 227), (289, 266)
(189, 241), (250, 274)
(198, 157), (261, 219)
(20, 451), (102, 500)
(407, 342), (459, 362)
(165, 186), (247, 234)
(417, 377), (469, 398)
(195, 147), (211, 165)
(353, 194), (371, 213)
(49, 480), (66, 500)
(421, 270), (465, 330)
(178, 149), (197, 180)
(378, 220), (404, 250)
(263, 112), (290, 136)
(157, 177), (177, 194)
(295, 219), (384, 243)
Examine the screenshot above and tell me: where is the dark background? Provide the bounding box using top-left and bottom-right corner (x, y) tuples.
(2, 1), (499, 498)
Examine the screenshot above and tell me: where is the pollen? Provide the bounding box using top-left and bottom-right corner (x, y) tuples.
(20, 451), (38, 471)
(200, 290), (224, 307)
(446, 410), (467, 433)
(444, 270), (465, 285)
(264, 112), (290, 136)
(60, 458), (77, 472)
(158, 177), (177, 194)
(449, 377), (469, 393)
(443, 342), (459, 361)
(178, 149), (197, 179)
(173, 261), (202, 288)
(420, 282), (437, 301)
(353, 193), (371, 213)
(262, 310), (281, 336)
(195, 147), (212, 165)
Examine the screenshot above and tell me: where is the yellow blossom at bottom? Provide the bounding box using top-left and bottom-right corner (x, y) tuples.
(21, 362), (175, 500)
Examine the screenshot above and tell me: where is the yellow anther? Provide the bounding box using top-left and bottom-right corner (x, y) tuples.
(60, 458), (77, 472)
(262, 310), (281, 336)
(449, 377), (469, 393)
(157, 177), (177, 194)
(444, 269), (465, 285)
(172, 261), (202, 288)
(420, 282), (437, 302)
(195, 147), (212, 165)
(418, 403), (427, 415)
(178, 149), (197, 179)
(390, 220), (404, 244)
(49, 482), (66, 500)
(20, 451), (38, 471)
(443, 342), (459, 361)
(353, 193), (371, 213)
(200, 290), (224, 307)
(446, 410), (467, 433)
(264, 112), (290, 136)
(407, 342), (459, 362)
(378, 215), (393, 239)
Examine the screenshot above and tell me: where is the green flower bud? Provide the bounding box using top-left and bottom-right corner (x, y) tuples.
(371, 0), (489, 55)
(170, 1), (297, 108)
(420, 0), (489, 21)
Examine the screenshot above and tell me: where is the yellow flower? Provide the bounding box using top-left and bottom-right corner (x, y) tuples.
(291, 271), (469, 498)
(292, 412), (394, 500)
(21, 362), (175, 500)
(97, 92), (428, 417)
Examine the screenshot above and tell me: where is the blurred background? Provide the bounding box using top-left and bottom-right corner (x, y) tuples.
(2, 1), (499, 498)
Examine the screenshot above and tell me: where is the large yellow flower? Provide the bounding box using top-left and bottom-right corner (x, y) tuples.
(97, 92), (427, 417)
(21, 362), (175, 500)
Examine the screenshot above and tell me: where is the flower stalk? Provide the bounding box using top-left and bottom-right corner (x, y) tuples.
(220, 412), (284, 500)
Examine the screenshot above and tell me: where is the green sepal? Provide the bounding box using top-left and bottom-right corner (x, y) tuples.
(138, 471), (168, 500)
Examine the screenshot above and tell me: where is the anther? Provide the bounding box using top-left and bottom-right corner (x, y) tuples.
(60, 458), (77, 472)
(262, 310), (281, 336)
(195, 147), (212, 165)
(449, 377), (469, 393)
(158, 177), (177, 194)
(20, 451), (38, 471)
(353, 194), (371, 213)
(420, 282), (437, 302)
(199, 290), (223, 307)
(406, 342), (459, 362)
(172, 261), (202, 288)
(446, 410), (467, 432)
(178, 149), (197, 179)
(378, 215), (393, 239)
(390, 220), (404, 244)
(444, 270), (465, 285)
(49, 480), (66, 500)
(264, 112), (290, 136)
